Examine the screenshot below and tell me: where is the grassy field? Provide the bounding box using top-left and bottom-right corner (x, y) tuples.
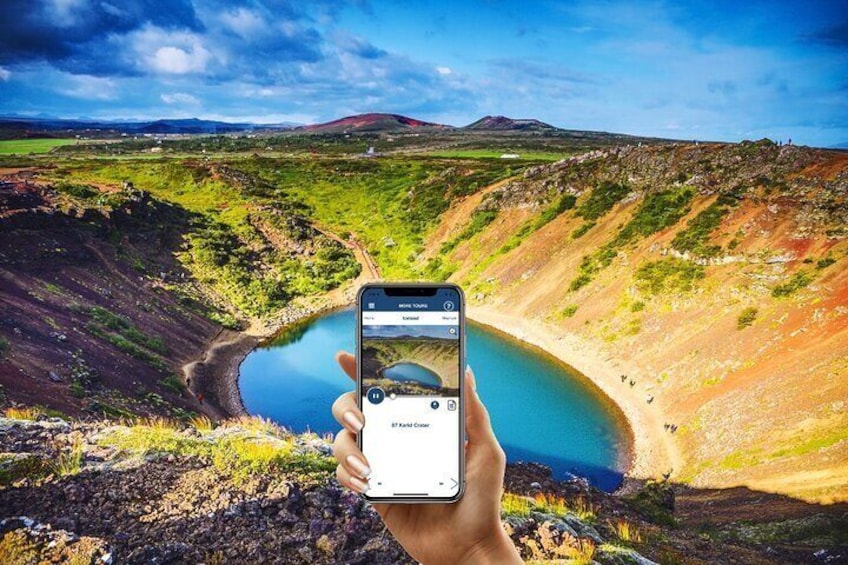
(0, 138), (78, 155)
(426, 149), (567, 161)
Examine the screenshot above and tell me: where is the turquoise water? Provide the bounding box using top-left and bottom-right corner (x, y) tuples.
(382, 362), (441, 387)
(239, 308), (628, 490)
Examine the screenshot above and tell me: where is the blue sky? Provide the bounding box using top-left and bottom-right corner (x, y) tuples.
(0, 0), (846, 146)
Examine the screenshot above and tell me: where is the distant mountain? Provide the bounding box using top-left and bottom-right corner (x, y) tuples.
(0, 116), (295, 136)
(830, 142), (848, 149)
(299, 113), (446, 133)
(463, 115), (557, 131)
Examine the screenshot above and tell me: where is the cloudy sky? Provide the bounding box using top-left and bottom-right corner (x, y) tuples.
(0, 0), (846, 146)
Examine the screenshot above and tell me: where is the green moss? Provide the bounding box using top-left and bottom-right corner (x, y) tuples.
(630, 301), (645, 312)
(736, 307), (758, 329)
(635, 258), (705, 295)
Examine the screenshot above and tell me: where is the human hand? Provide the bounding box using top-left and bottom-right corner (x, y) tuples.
(331, 351), (522, 565)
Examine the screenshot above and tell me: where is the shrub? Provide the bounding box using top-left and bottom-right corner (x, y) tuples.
(613, 187), (694, 246)
(52, 435), (84, 477)
(561, 304), (579, 317)
(576, 180), (630, 220)
(816, 256), (836, 269)
(625, 481), (677, 527)
(4, 406), (41, 420)
(0, 337), (8, 357)
(571, 221), (595, 239)
(630, 300), (645, 312)
(737, 307), (758, 329)
(772, 271), (812, 298)
(208, 311), (241, 330)
(569, 273), (592, 292)
(609, 519), (643, 544)
(635, 258), (705, 295)
(671, 202), (729, 258)
(159, 375), (185, 394)
(535, 194), (577, 229)
(56, 182), (98, 199)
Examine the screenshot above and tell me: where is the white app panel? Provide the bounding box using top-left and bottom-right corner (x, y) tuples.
(362, 395), (460, 498)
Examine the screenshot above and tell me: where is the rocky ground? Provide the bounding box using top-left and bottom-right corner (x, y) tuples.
(1, 415), (846, 564)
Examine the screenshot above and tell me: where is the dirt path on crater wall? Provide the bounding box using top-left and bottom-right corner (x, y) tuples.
(314, 225), (381, 280)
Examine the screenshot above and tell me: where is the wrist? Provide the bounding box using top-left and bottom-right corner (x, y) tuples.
(456, 530), (521, 565)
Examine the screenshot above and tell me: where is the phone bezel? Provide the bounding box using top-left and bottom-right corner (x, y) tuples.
(355, 282), (466, 503)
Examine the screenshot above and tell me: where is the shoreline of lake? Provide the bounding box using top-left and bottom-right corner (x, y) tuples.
(205, 295), (667, 486)
(467, 305), (680, 482)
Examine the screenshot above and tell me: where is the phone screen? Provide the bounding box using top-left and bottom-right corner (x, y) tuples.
(358, 284), (464, 501)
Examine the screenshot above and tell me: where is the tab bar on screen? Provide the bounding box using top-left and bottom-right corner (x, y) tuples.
(362, 311), (459, 325)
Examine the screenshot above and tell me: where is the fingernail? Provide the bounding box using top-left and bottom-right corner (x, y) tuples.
(349, 476), (370, 493)
(343, 411), (364, 432)
(346, 454), (372, 478)
(466, 365), (476, 391)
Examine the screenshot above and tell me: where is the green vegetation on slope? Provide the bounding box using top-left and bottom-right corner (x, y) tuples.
(99, 418), (335, 484)
(570, 187), (695, 292)
(672, 191), (741, 258)
(576, 180), (632, 221)
(441, 209), (499, 253)
(737, 307), (758, 329)
(55, 158), (360, 318)
(772, 271), (813, 298)
(634, 257), (705, 294)
(612, 187), (694, 246)
(236, 157), (516, 279)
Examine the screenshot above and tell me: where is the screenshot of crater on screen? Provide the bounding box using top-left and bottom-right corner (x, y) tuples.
(359, 287), (462, 499)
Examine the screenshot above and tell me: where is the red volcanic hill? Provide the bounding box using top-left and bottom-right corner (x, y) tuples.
(299, 113), (447, 133)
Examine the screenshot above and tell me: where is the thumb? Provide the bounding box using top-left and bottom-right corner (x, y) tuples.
(464, 366), (498, 448)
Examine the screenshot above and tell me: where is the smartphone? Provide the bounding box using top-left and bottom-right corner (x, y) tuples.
(356, 282), (465, 503)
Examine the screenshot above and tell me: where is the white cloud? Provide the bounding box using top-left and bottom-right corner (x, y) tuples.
(161, 92), (200, 105)
(148, 45), (211, 74)
(126, 25), (215, 75)
(59, 73), (117, 100)
(0, 66), (10, 81)
(48, 0), (87, 27)
(197, 112), (315, 125)
(220, 8), (266, 39)
(436, 66), (452, 75)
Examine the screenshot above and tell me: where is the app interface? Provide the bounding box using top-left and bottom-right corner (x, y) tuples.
(360, 287), (462, 499)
